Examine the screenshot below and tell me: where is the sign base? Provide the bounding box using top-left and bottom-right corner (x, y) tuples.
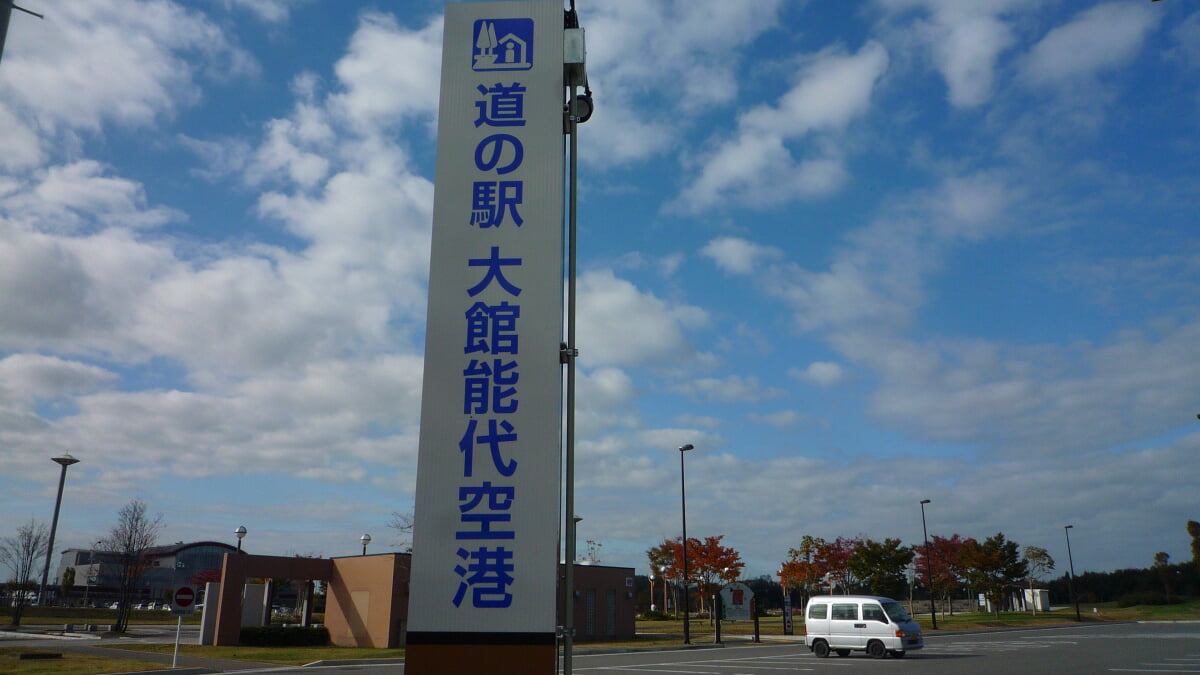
(405, 641), (555, 674)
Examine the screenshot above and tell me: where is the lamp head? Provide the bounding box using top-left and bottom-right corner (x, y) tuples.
(361, 533), (372, 546)
(52, 453), (80, 467)
(920, 499), (931, 504)
(235, 525), (247, 540)
(679, 444), (694, 452)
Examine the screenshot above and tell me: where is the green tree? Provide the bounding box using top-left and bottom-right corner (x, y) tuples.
(849, 538), (914, 598)
(1022, 546), (1055, 615)
(816, 537), (860, 594)
(915, 534), (969, 616)
(959, 532), (1027, 618)
(60, 566), (76, 602)
(98, 500), (162, 632)
(1153, 551), (1171, 601)
(0, 519), (49, 627)
(1187, 520), (1200, 572)
(782, 535), (828, 609)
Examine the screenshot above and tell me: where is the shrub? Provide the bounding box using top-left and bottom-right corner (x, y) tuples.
(239, 625), (329, 646)
(1115, 592), (1181, 607)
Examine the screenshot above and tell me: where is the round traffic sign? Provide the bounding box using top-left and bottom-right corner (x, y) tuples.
(174, 586), (195, 607)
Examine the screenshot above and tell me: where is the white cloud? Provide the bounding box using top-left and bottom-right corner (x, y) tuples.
(0, 1), (256, 134)
(1022, 3), (1161, 86)
(330, 12), (444, 132)
(747, 410), (802, 427)
(701, 236), (784, 275)
(0, 103), (43, 171)
(875, 0), (1038, 107)
(13, 161), (183, 231)
(576, 269), (708, 367)
(0, 354), (116, 403)
(578, 1), (785, 166)
(674, 374), (786, 403)
(675, 41), (888, 212)
(791, 361), (846, 387)
(222, 0), (302, 24)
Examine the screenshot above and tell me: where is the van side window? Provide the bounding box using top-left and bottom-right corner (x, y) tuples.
(808, 604), (828, 619)
(863, 603), (886, 622)
(831, 603), (858, 620)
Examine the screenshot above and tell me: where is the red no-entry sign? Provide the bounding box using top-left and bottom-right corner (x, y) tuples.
(172, 586), (196, 615)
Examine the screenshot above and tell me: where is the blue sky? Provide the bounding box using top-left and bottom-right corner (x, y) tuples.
(1, 0), (1198, 582)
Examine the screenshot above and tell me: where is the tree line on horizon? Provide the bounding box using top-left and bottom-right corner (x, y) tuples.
(643, 521), (1200, 618)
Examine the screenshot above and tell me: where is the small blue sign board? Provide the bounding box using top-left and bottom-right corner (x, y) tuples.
(473, 18), (534, 71)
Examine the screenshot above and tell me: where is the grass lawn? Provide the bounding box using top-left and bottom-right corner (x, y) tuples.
(108, 643), (406, 665)
(0, 606), (201, 628)
(0, 647), (165, 675)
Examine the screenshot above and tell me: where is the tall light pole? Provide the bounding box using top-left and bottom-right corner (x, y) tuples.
(1064, 525), (1081, 621)
(38, 453), (79, 606)
(660, 564), (669, 616)
(360, 533), (371, 556)
(679, 443), (695, 644)
(234, 525), (247, 552)
(919, 499), (937, 629)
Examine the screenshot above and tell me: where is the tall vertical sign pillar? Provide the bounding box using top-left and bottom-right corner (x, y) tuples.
(406, 2), (564, 673)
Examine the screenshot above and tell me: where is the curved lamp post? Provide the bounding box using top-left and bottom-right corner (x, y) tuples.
(679, 443), (695, 644)
(235, 525), (247, 552)
(920, 499), (937, 629)
(38, 453), (80, 606)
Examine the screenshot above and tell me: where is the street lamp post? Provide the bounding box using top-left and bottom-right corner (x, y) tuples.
(660, 565), (669, 616)
(38, 453), (80, 606)
(1064, 525), (1081, 621)
(919, 499), (937, 629)
(360, 533), (371, 556)
(679, 443), (695, 644)
(235, 525), (247, 552)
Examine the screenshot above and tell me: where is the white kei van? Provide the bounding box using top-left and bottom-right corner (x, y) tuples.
(804, 595), (923, 659)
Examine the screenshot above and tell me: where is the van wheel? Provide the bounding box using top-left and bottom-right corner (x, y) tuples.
(813, 640), (830, 658)
(867, 640), (886, 659)
(889, 650), (906, 658)
(835, 649), (850, 657)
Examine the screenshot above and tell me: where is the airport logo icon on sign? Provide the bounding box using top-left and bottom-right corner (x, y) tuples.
(473, 19), (534, 71)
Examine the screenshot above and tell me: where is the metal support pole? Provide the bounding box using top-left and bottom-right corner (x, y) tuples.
(172, 615), (183, 668)
(39, 455), (78, 605)
(920, 499), (937, 629)
(713, 592), (722, 644)
(1065, 525), (1081, 621)
(680, 447), (691, 644)
(561, 80), (580, 675)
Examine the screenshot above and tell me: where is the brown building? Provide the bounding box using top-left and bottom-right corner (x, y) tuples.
(209, 552), (634, 648)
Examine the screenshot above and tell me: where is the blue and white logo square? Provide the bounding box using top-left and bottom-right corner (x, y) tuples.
(473, 18), (534, 71)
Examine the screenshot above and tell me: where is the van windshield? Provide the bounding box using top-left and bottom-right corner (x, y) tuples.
(881, 601), (912, 623)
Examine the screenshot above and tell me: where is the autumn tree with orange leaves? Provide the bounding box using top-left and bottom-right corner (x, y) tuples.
(647, 536), (744, 613)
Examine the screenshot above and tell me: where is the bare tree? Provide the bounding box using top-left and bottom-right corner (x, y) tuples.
(1022, 546), (1055, 615)
(387, 511), (414, 552)
(0, 519), (49, 627)
(97, 500), (162, 632)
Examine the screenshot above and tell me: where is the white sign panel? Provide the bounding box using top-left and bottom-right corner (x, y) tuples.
(407, 0), (564, 643)
(720, 582), (754, 622)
